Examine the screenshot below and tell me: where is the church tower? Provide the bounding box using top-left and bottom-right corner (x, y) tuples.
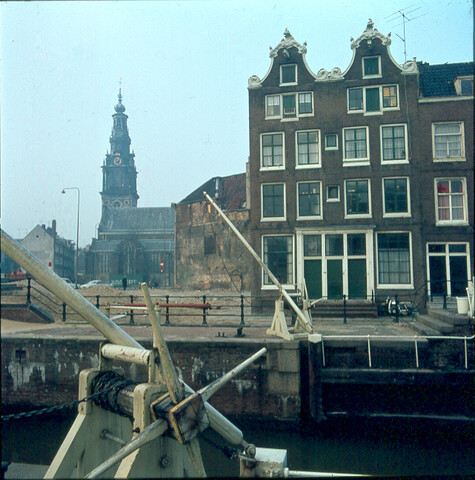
(100, 90), (139, 211)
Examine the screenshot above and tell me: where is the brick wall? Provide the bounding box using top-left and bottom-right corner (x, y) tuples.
(1, 337), (301, 422)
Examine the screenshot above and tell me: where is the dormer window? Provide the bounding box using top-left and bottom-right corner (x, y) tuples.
(363, 56), (381, 78)
(454, 76), (474, 96)
(280, 64), (297, 85)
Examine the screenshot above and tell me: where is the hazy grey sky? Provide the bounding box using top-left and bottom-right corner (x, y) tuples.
(1, 0), (473, 247)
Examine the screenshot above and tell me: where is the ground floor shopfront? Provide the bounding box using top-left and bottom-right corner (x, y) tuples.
(257, 228), (472, 302)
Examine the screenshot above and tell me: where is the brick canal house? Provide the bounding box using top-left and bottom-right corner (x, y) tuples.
(86, 91), (175, 287)
(247, 21), (473, 309)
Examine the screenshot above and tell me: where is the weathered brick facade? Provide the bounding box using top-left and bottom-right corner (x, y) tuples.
(175, 174), (252, 291)
(247, 22), (473, 306)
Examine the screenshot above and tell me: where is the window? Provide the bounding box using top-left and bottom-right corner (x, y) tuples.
(454, 76), (474, 95)
(347, 234), (366, 256)
(261, 133), (284, 168)
(343, 127), (369, 163)
(435, 178), (467, 224)
(99, 254), (110, 274)
(383, 177), (410, 216)
(345, 179), (370, 216)
(325, 234), (343, 256)
(363, 56), (381, 77)
(347, 85), (399, 113)
(265, 92), (313, 120)
(327, 185), (340, 202)
(325, 134), (338, 150)
(377, 232), (412, 286)
(383, 86), (398, 108)
(381, 125), (408, 163)
(266, 95), (280, 117)
(262, 183), (285, 220)
(204, 236), (216, 256)
(304, 235), (321, 256)
(296, 130), (320, 167)
(298, 93), (312, 114)
(432, 122), (464, 161)
(297, 181), (321, 219)
(283, 94), (296, 118)
(365, 87), (380, 112)
(262, 235), (294, 286)
(348, 88), (363, 110)
(280, 64), (297, 85)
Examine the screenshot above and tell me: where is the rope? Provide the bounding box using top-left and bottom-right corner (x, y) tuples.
(2, 371), (132, 422)
(201, 434), (240, 459)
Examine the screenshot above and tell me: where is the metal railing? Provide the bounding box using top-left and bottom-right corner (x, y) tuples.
(1, 277), (472, 326)
(321, 334), (475, 370)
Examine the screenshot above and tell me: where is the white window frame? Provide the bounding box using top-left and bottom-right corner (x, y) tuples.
(432, 122), (465, 162)
(325, 133), (339, 151)
(362, 56), (382, 79)
(265, 95), (281, 119)
(347, 84), (399, 114)
(376, 231), (414, 289)
(265, 92), (314, 121)
(280, 64), (298, 86)
(426, 242), (472, 297)
(382, 176), (411, 218)
(297, 181), (323, 220)
(344, 178), (372, 219)
(260, 132), (285, 170)
(342, 126), (370, 166)
(295, 129), (321, 169)
(261, 182), (286, 222)
(454, 76), (474, 96)
(326, 185), (340, 202)
(380, 124), (409, 164)
(434, 177), (468, 226)
(261, 234), (295, 290)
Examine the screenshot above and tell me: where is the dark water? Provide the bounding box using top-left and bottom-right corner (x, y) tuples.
(2, 411), (474, 477)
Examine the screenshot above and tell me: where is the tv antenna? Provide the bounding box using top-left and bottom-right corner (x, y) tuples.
(385, 5), (428, 62)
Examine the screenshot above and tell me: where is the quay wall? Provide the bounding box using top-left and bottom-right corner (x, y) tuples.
(1, 337), (302, 421)
(2, 335), (474, 422)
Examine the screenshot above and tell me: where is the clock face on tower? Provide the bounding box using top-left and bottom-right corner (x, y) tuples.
(114, 155), (122, 165)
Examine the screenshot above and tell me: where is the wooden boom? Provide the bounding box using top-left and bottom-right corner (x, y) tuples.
(203, 192), (314, 335)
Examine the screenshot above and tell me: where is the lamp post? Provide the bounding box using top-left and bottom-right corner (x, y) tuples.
(61, 187), (80, 288)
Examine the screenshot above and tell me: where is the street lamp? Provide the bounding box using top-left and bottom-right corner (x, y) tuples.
(61, 187), (80, 288)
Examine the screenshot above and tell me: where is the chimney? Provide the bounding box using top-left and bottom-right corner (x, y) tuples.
(52, 219), (57, 237)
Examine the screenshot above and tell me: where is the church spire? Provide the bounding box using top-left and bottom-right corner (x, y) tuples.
(100, 89), (139, 211)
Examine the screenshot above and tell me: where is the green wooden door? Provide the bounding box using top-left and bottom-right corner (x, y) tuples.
(348, 259), (366, 299)
(304, 259), (322, 299)
(429, 256), (446, 295)
(327, 259), (343, 299)
(449, 256), (467, 296)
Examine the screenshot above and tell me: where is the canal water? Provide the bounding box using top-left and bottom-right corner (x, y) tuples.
(2, 411), (474, 477)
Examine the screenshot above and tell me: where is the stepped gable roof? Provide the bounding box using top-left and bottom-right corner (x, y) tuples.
(418, 61), (474, 97)
(100, 207), (174, 233)
(179, 173), (246, 211)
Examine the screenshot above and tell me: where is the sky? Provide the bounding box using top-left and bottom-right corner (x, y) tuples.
(1, 0), (473, 247)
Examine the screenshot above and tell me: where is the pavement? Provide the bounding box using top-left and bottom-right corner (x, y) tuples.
(1, 313), (419, 341)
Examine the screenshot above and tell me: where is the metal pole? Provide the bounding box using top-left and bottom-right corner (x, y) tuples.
(27, 277), (31, 304)
(343, 294), (347, 324)
(61, 187), (80, 288)
(203, 191), (313, 334)
(202, 294), (207, 325)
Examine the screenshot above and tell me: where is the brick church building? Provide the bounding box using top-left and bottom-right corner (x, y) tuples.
(86, 91), (174, 287)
